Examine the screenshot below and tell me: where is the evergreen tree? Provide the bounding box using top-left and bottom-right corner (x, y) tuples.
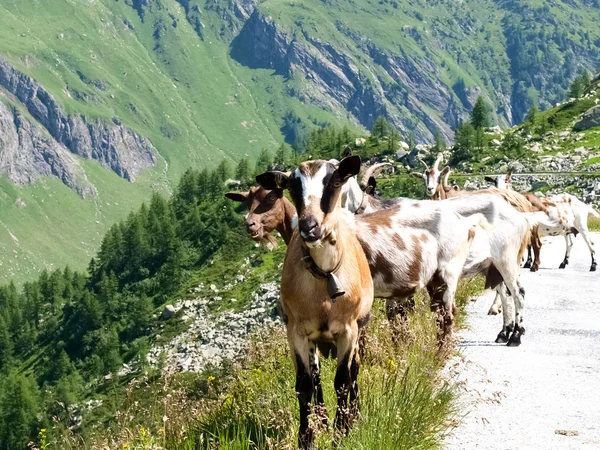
(525, 105), (538, 127)
(0, 316), (12, 372)
(433, 130), (445, 153)
(235, 158), (251, 185)
(371, 116), (390, 140)
(471, 96), (490, 129)
(274, 143), (291, 168)
(215, 160), (233, 182)
(0, 371), (40, 450)
(452, 123), (476, 163)
(568, 75), (584, 98)
(254, 149), (273, 175)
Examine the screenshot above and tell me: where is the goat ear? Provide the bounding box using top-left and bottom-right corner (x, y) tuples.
(411, 172), (425, 179)
(484, 176), (495, 184)
(367, 176), (377, 189)
(341, 146), (353, 158)
(256, 171), (289, 190)
(337, 155), (362, 182)
(224, 192), (249, 203)
(440, 166), (451, 176)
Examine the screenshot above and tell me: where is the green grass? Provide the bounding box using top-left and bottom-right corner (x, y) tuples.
(0, 159), (168, 284)
(589, 214), (600, 232)
(49, 273), (484, 450)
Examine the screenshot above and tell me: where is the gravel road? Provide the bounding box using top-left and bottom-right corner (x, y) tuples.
(445, 233), (600, 449)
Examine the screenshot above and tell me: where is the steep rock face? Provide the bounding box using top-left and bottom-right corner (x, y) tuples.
(0, 101), (93, 196)
(231, 11), (463, 141)
(0, 58), (156, 184)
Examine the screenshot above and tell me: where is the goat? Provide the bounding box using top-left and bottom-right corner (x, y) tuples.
(259, 158), (489, 338)
(225, 186), (297, 248)
(257, 156), (374, 448)
(427, 167), (544, 272)
(484, 171), (512, 190)
(537, 193), (599, 272)
(483, 171), (599, 272)
(410, 153), (451, 199)
(342, 178), (533, 345)
(342, 162), (392, 214)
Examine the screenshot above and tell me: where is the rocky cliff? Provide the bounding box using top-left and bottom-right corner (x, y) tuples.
(0, 100), (93, 196)
(0, 58), (156, 192)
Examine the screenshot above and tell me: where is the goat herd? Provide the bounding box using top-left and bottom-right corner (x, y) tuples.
(225, 154), (599, 449)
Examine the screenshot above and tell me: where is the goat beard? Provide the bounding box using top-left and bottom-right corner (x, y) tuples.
(260, 233), (279, 250)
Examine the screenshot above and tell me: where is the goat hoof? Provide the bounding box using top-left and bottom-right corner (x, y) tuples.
(523, 261), (532, 269)
(507, 332), (522, 347)
(591, 264), (597, 272)
(559, 262), (567, 269)
(495, 331), (509, 343)
(530, 264), (539, 273)
(488, 306), (501, 316)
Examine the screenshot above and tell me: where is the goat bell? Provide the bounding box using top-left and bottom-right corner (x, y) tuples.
(327, 273), (345, 302)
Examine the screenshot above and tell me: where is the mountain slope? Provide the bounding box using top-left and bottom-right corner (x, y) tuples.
(1, 0), (600, 283)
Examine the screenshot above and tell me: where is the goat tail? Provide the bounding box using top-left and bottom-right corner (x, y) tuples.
(518, 225), (532, 264)
(589, 207), (600, 218)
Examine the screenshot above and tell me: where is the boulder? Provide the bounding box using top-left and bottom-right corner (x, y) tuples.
(574, 106), (600, 131)
(161, 305), (177, 320)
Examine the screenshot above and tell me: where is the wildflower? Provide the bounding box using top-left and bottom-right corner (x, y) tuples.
(163, 415), (168, 423)
(123, 445), (130, 449)
(207, 375), (216, 382)
(388, 359), (396, 371)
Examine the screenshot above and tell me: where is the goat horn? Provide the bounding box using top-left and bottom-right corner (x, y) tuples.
(442, 167), (452, 187)
(418, 157), (429, 171)
(360, 163), (392, 188)
(433, 153), (444, 171)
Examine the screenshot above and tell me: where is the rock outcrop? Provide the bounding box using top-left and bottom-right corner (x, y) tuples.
(574, 105), (600, 131)
(0, 100), (93, 196)
(0, 58), (156, 191)
(231, 11), (471, 142)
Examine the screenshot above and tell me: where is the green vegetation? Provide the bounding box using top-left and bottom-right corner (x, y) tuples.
(1, 0), (600, 284)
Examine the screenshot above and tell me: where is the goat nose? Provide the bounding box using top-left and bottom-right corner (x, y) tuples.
(299, 217), (316, 231)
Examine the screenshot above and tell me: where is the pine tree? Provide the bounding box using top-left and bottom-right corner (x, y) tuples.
(452, 122), (476, 163)
(254, 149), (273, 175)
(371, 116), (390, 140)
(0, 316), (13, 372)
(525, 105), (538, 127)
(274, 143), (291, 168)
(433, 130), (445, 153)
(0, 371), (40, 450)
(568, 75), (584, 98)
(471, 96), (490, 129)
(215, 160), (233, 182)
(235, 158), (251, 185)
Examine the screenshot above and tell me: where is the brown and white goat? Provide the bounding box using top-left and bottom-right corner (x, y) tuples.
(225, 186), (297, 247)
(257, 156), (374, 449)
(258, 159), (488, 339)
(343, 178), (533, 345)
(410, 153), (451, 199)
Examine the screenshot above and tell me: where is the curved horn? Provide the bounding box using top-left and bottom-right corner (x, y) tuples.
(433, 153), (444, 171)
(441, 167), (452, 187)
(418, 157), (429, 171)
(360, 163), (392, 188)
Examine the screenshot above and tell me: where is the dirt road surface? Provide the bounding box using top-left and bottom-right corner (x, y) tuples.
(445, 234), (600, 449)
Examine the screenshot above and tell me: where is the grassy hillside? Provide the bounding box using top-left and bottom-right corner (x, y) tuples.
(1, 0), (600, 283)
